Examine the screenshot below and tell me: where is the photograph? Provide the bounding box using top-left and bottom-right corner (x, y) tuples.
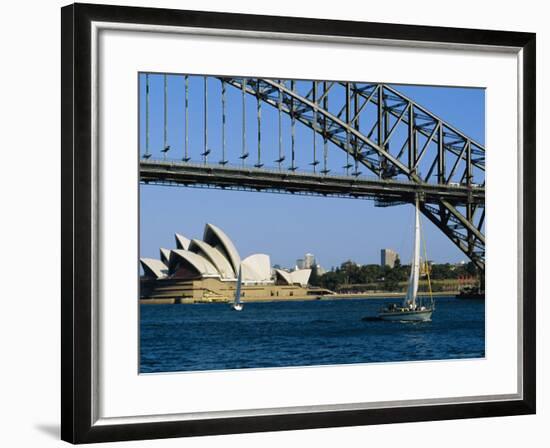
(138, 73), (486, 373)
(0, 0), (544, 446)
(56, 3), (537, 443)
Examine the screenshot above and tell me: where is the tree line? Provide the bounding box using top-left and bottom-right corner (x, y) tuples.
(309, 260), (479, 292)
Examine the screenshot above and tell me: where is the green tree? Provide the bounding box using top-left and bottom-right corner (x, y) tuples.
(360, 264), (383, 283)
(319, 270), (342, 291)
(309, 264), (320, 286)
(430, 263), (456, 280)
(383, 267), (401, 291)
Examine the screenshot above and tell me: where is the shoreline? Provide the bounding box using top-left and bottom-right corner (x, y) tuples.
(140, 290), (458, 305)
(326, 291), (456, 299)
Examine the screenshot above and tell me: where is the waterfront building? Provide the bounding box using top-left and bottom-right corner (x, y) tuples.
(140, 223), (331, 303)
(381, 248), (399, 268)
(296, 258), (305, 269)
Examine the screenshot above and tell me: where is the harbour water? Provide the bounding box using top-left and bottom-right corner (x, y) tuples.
(140, 296), (485, 373)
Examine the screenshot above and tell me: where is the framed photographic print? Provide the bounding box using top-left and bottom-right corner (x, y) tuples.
(61, 2), (536, 443)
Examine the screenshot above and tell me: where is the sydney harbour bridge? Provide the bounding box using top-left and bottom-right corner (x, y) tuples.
(139, 74), (485, 271)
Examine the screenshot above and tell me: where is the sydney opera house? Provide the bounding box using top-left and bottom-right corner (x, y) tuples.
(140, 223), (330, 303)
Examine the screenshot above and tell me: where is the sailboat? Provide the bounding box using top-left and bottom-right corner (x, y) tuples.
(378, 198), (434, 322)
(231, 266), (244, 311)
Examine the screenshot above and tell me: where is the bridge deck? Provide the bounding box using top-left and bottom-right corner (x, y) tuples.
(140, 160), (484, 205)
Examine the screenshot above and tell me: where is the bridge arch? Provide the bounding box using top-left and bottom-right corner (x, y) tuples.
(221, 78), (485, 270)
(139, 74), (485, 270)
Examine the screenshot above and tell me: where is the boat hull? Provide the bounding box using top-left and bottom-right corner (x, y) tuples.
(378, 309), (433, 322)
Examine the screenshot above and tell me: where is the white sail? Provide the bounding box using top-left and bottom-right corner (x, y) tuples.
(234, 266), (242, 305)
(403, 200), (421, 308)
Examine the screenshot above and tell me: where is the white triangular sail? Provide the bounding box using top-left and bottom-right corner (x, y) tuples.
(403, 200), (421, 308)
(234, 266), (242, 305)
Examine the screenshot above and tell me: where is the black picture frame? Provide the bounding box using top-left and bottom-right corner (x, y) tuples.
(61, 2), (536, 444)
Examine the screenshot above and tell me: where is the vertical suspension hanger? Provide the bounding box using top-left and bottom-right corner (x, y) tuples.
(383, 86), (390, 176)
(201, 76), (210, 162)
(407, 101), (414, 173)
(353, 83), (361, 177)
(240, 78), (249, 164)
(182, 75), (190, 162)
(254, 82), (263, 168)
(275, 81), (285, 168)
(143, 73), (151, 159)
(219, 78), (228, 165)
(343, 82), (352, 174)
(377, 84), (384, 178)
(289, 80), (297, 171)
(321, 81), (330, 175)
(310, 81), (319, 173)
(161, 74), (170, 159)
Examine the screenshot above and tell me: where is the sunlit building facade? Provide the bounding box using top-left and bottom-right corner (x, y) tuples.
(380, 248), (399, 268)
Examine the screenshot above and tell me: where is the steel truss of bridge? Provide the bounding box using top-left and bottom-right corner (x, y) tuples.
(141, 160), (484, 206)
(140, 76), (486, 270)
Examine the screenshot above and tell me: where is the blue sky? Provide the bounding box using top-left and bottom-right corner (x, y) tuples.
(139, 74), (485, 269)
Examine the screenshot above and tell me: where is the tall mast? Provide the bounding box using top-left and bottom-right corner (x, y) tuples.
(404, 198), (421, 308)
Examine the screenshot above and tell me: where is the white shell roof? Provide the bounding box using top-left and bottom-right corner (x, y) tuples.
(175, 234), (191, 250)
(242, 254), (272, 283)
(170, 249), (220, 277)
(189, 239), (236, 280)
(275, 268), (311, 287)
(290, 269), (312, 286)
(203, 223), (241, 275)
(140, 258), (169, 279)
(159, 248), (171, 265)
(275, 268), (292, 285)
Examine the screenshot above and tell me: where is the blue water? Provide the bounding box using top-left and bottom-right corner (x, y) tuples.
(139, 297), (485, 373)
